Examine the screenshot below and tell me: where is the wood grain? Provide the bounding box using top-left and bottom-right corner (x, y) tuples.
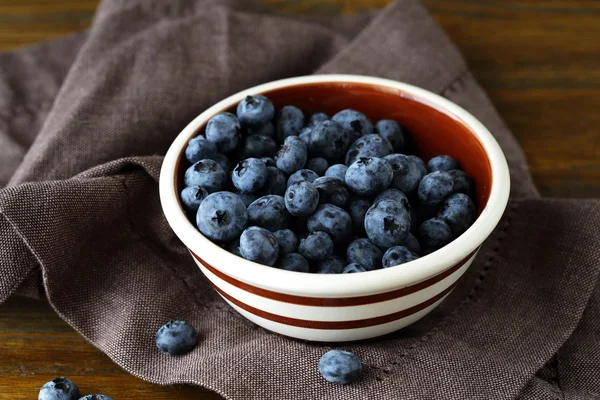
(0, 1), (598, 399)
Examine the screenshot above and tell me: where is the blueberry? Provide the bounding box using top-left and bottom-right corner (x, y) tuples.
(325, 164), (348, 181)
(276, 136), (308, 175)
(184, 159), (227, 193)
(384, 153), (424, 194)
(236, 193), (257, 207)
(247, 121), (275, 138)
(364, 199), (410, 249)
(273, 229), (298, 254)
(205, 112), (241, 153)
(284, 181), (320, 217)
(375, 119), (405, 152)
(419, 217), (453, 253)
(155, 320), (197, 356)
(196, 192), (248, 242)
(402, 233), (421, 255)
(313, 176), (350, 208)
(382, 246), (419, 268)
(299, 126), (312, 147)
(297, 231), (334, 262)
(343, 263), (367, 273)
(316, 256), (346, 274)
(348, 198), (372, 234)
(224, 237), (241, 257)
(308, 112), (329, 127)
(287, 169), (319, 188)
(38, 377), (80, 400)
(239, 135), (278, 158)
(236, 95), (275, 128)
(345, 157), (393, 196)
(260, 156), (276, 167)
(307, 204), (352, 243)
(210, 153), (231, 172)
(261, 166), (287, 196)
(332, 109), (374, 143)
(232, 158), (268, 193)
(318, 349), (362, 384)
(185, 135), (217, 164)
(345, 134), (393, 166)
(247, 195), (289, 231)
(276, 253), (310, 272)
(346, 238), (383, 271)
(78, 395), (114, 400)
(427, 155), (459, 172)
(276, 105), (304, 142)
(448, 169), (475, 196)
(417, 171), (455, 206)
(410, 155), (428, 177)
(180, 186), (209, 213)
(438, 193), (477, 236)
(307, 157), (329, 176)
(239, 226), (279, 266)
(374, 188), (409, 209)
(309, 120), (350, 161)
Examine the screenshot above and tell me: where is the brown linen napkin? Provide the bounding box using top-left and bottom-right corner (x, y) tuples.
(1, 0), (599, 398)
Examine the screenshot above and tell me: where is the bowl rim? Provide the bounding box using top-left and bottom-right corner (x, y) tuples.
(159, 74), (510, 298)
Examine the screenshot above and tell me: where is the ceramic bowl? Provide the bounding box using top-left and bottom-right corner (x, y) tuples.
(159, 74), (510, 342)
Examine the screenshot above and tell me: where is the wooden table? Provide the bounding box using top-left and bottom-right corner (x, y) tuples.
(0, 1), (598, 399)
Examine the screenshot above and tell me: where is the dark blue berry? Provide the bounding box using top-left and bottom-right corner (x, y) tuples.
(273, 229), (298, 254)
(402, 233), (421, 255)
(236, 193), (257, 207)
(343, 263), (367, 273)
(232, 158), (268, 193)
(364, 199), (410, 249)
(155, 320), (197, 356)
(239, 226), (279, 266)
(345, 157), (393, 196)
(346, 238), (383, 271)
(348, 198), (371, 234)
(78, 395), (114, 400)
(418, 171), (455, 206)
(316, 256), (346, 274)
(307, 204), (353, 243)
(427, 155), (459, 172)
(325, 164), (348, 181)
(236, 95), (274, 128)
(285, 181), (320, 217)
(276, 136), (308, 175)
(224, 238), (241, 257)
(374, 188), (409, 210)
(384, 153), (424, 194)
(261, 166), (287, 196)
(382, 246), (419, 268)
(287, 169), (319, 188)
(276, 105), (304, 142)
(184, 159), (227, 193)
(375, 119), (405, 152)
(448, 169), (475, 196)
(299, 126), (312, 147)
(410, 155), (428, 177)
(298, 231), (334, 262)
(260, 156), (276, 167)
(438, 193), (477, 236)
(247, 195), (289, 231)
(205, 112), (241, 153)
(309, 120), (350, 161)
(180, 186), (209, 213)
(247, 121), (275, 138)
(197, 192), (248, 242)
(419, 217), (453, 253)
(308, 112), (329, 127)
(239, 135), (278, 158)
(313, 176), (349, 208)
(332, 109), (373, 143)
(276, 253), (310, 272)
(307, 157), (329, 176)
(185, 135), (217, 164)
(345, 134), (393, 166)
(38, 377), (80, 400)
(318, 350), (362, 384)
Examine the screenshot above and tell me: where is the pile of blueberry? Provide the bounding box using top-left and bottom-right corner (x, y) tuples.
(180, 94), (477, 273)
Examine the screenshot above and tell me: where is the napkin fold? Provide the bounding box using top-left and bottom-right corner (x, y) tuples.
(1, 0), (599, 398)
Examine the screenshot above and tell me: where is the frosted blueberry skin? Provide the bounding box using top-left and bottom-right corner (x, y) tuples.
(364, 199), (411, 249)
(196, 192), (248, 242)
(247, 195), (289, 232)
(236, 94), (275, 129)
(205, 112), (241, 153)
(382, 245), (419, 268)
(318, 349), (363, 384)
(345, 134), (393, 166)
(239, 226), (280, 266)
(155, 320), (197, 356)
(38, 377), (81, 400)
(184, 159), (227, 193)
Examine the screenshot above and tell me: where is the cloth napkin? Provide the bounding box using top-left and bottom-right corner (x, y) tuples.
(1, 0), (599, 398)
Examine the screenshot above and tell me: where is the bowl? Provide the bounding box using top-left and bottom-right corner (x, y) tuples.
(159, 74), (510, 342)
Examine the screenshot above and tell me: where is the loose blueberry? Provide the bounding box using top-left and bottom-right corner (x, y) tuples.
(345, 134), (393, 166)
(196, 192), (248, 242)
(39, 377), (80, 400)
(276, 136), (308, 175)
(297, 231), (334, 262)
(307, 204), (353, 244)
(239, 135), (278, 158)
(384, 153), (424, 194)
(261, 166), (287, 196)
(307, 157), (329, 176)
(313, 176), (350, 208)
(402, 233), (421, 255)
(180, 186), (209, 213)
(374, 188), (409, 210)
(287, 169), (319, 188)
(155, 320), (197, 356)
(316, 256), (346, 274)
(419, 217), (453, 253)
(345, 157), (393, 196)
(205, 112), (241, 153)
(260, 156), (276, 167)
(364, 199), (411, 249)
(247, 195), (289, 231)
(309, 120), (350, 161)
(78, 395), (114, 400)
(438, 193), (477, 236)
(319, 350), (363, 384)
(332, 109), (374, 143)
(343, 263), (367, 273)
(185, 135), (217, 164)
(239, 226), (280, 266)
(184, 159), (227, 193)
(308, 112), (329, 127)
(427, 155), (459, 172)
(346, 238), (383, 271)
(348, 198), (372, 234)
(232, 158), (268, 193)
(417, 171), (455, 206)
(448, 169), (475, 196)
(273, 229), (298, 254)
(410, 155), (428, 177)
(247, 121), (275, 138)
(236, 95), (275, 128)
(276, 105), (304, 142)
(285, 181), (320, 217)
(325, 164), (348, 181)
(276, 253), (310, 272)
(375, 119), (405, 152)
(382, 246), (419, 268)
(210, 153), (231, 172)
